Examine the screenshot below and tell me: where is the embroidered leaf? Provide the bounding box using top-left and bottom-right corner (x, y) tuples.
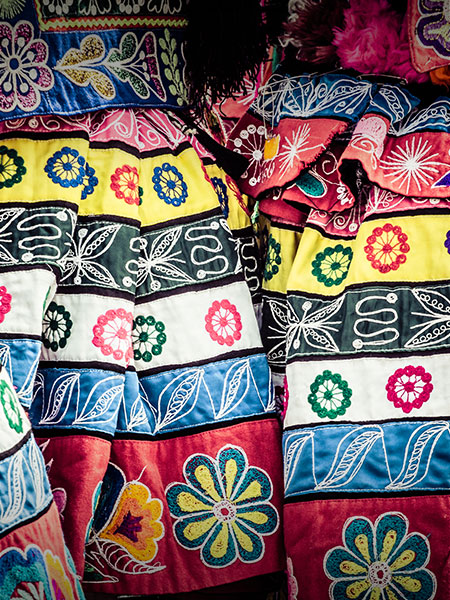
(81, 260), (119, 288)
(27, 440), (47, 510)
(155, 369), (203, 432)
(150, 227), (182, 261)
(406, 288), (450, 348)
(74, 376), (123, 425)
(39, 372), (80, 426)
(216, 359), (251, 420)
(386, 422), (450, 490)
(284, 431), (314, 492)
(80, 224), (122, 259)
(2, 450), (26, 524)
(127, 396), (147, 431)
(96, 539), (166, 574)
(55, 35), (116, 100)
(287, 296), (344, 354)
(315, 426), (383, 490)
(16, 351), (40, 405)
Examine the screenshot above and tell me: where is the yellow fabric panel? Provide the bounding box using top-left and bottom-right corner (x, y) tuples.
(263, 225), (303, 295)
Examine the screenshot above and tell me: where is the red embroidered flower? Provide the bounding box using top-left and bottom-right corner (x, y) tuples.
(0, 285), (11, 323)
(364, 223), (410, 273)
(110, 165), (140, 205)
(386, 365), (433, 413)
(205, 299), (242, 346)
(92, 308), (133, 364)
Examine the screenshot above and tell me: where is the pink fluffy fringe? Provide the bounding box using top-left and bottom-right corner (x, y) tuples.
(333, 0), (428, 84)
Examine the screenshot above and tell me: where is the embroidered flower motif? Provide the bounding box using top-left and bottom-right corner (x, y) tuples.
(81, 162), (98, 200)
(386, 365), (433, 413)
(324, 511), (437, 600)
(0, 21), (54, 113)
(308, 370), (352, 419)
(45, 146), (86, 188)
(152, 162), (188, 207)
(110, 165), (142, 205)
(42, 0), (75, 17)
(42, 301), (73, 351)
(0, 146), (26, 189)
(96, 465), (164, 563)
(444, 230), (450, 254)
(211, 176), (229, 218)
(0, 285), (12, 323)
(311, 244), (353, 287)
(92, 308), (133, 364)
(364, 223), (410, 273)
(417, 0), (450, 58)
(264, 234), (282, 281)
(0, 0), (26, 20)
(132, 315), (167, 362)
(205, 299), (242, 346)
(0, 545), (76, 600)
(44, 551), (76, 600)
(166, 445), (279, 568)
(0, 378), (22, 433)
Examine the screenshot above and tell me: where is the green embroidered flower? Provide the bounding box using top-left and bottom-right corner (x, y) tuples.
(0, 378), (22, 433)
(0, 146), (26, 189)
(43, 302), (73, 351)
(132, 315), (167, 362)
(264, 234), (282, 281)
(308, 370), (352, 419)
(311, 244), (353, 287)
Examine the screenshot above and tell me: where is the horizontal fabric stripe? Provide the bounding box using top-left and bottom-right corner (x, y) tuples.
(283, 420), (450, 497)
(285, 352), (448, 428)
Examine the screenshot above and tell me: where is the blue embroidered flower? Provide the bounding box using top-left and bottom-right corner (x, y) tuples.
(152, 162), (188, 207)
(211, 176), (229, 218)
(324, 512), (437, 600)
(45, 146), (86, 188)
(166, 445), (279, 568)
(81, 162), (98, 200)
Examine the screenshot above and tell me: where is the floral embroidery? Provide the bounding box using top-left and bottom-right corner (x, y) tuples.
(92, 308), (133, 364)
(166, 445), (279, 568)
(386, 365), (433, 413)
(0, 0), (25, 19)
(0, 146), (26, 189)
(324, 511), (437, 600)
(205, 299), (242, 346)
(81, 162), (98, 200)
(44, 551), (76, 600)
(41, 0), (74, 16)
(287, 557), (298, 600)
(444, 229), (450, 254)
(152, 162), (188, 207)
(264, 234), (282, 281)
(0, 21), (53, 113)
(158, 28), (187, 106)
(308, 370), (352, 419)
(84, 463), (165, 581)
(417, 0), (450, 58)
(0, 378), (22, 433)
(45, 147), (86, 188)
(311, 245), (353, 287)
(211, 177), (229, 218)
(110, 165), (141, 205)
(132, 315), (167, 362)
(364, 223), (410, 273)
(0, 285), (12, 323)
(55, 32), (166, 102)
(0, 545), (76, 600)
(42, 301), (73, 351)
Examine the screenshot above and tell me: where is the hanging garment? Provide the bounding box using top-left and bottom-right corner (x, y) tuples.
(0, 364), (84, 600)
(0, 108), (284, 596)
(228, 70), (450, 600)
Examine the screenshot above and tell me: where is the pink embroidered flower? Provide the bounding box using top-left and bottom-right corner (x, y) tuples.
(0, 285), (12, 323)
(287, 557), (298, 600)
(205, 299), (242, 346)
(92, 308), (133, 363)
(386, 365), (433, 413)
(110, 165), (141, 205)
(0, 21), (54, 113)
(364, 223), (410, 273)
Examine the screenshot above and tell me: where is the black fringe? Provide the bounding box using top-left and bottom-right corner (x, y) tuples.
(183, 0), (270, 113)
